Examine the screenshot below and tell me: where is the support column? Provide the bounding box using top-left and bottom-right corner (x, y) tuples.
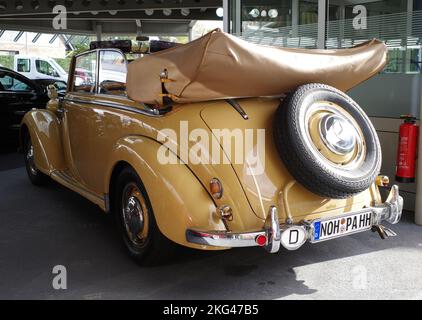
(136, 19), (142, 38)
(339, 5), (345, 48)
(292, 0), (299, 37)
(414, 0), (422, 225)
(317, 0), (327, 49)
(188, 20), (197, 42)
(95, 23), (102, 41)
(223, 0), (230, 33)
(232, 0), (241, 36)
(415, 98), (422, 225)
(404, 0), (413, 73)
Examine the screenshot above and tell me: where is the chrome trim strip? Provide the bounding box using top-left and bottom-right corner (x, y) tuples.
(226, 99), (249, 120)
(51, 170), (103, 202)
(63, 97), (167, 117)
(186, 229), (264, 248)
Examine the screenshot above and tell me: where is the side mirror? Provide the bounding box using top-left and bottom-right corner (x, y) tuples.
(47, 84), (58, 100)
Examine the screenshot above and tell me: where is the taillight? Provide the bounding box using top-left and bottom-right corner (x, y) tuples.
(209, 178), (223, 199)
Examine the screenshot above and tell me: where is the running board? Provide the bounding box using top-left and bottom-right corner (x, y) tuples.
(50, 170), (107, 211)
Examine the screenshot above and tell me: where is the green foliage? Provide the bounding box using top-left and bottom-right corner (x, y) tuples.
(54, 58), (71, 73)
(68, 43), (90, 57)
(51, 43), (90, 73)
(0, 56), (13, 69)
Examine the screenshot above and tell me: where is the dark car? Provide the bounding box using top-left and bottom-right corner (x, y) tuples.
(32, 78), (67, 97)
(0, 67), (49, 147)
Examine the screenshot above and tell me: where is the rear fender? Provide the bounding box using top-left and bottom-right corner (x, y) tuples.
(20, 110), (65, 174)
(106, 136), (227, 249)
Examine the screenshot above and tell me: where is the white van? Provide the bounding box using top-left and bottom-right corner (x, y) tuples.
(14, 55), (68, 82)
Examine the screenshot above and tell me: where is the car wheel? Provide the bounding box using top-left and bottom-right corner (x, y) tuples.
(114, 167), (176, 265)
(24, 136), (49, 186)
(273, 83), (381, 199)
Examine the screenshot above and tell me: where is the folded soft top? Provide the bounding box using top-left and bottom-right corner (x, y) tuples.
(126, 29), (387, 106)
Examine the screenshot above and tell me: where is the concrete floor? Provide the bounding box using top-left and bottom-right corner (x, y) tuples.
(1, 151), (422, 300)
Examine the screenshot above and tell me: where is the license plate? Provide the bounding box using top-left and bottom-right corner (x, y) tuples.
(312, 210), (373, 243)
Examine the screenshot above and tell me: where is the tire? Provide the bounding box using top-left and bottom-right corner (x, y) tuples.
(273, 83), (381, 199)
(114, 167), (176, 265)
(23, 135), (49, 186)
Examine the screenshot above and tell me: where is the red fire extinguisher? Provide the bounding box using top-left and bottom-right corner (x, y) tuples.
(396, 115), (419, 183)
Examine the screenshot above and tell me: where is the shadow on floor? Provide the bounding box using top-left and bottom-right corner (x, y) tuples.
(0, 158), (421, 300)
(0, 148), (22, 172)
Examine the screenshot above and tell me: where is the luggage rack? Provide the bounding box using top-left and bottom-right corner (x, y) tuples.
(89, 37), (179, 55)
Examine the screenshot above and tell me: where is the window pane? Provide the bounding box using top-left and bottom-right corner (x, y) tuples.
(300, 0), (318, 25)
(73, 52), (97, 94)
(241, 0), (293, 33)
(98, 51), (127, 96)
(17, 59), (30, 72)
(0, 74), (32, 91)
(36, 60), (58, 77)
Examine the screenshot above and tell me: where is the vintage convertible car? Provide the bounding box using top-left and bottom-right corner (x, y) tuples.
(21, 30), (403, 264)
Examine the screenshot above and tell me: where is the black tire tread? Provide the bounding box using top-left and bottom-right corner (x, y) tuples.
(24, 136), (49, 186)
(114, 167), (177, 266)
(273, 83), (381, 199)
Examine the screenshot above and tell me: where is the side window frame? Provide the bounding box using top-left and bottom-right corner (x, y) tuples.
(70, 50), (99, 95)
(97, 49), (128, 96)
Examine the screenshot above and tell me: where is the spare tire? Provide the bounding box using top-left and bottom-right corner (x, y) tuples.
(273, 83), (381, 199)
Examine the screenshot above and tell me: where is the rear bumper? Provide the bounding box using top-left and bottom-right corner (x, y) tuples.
(186, 185), (403, 253)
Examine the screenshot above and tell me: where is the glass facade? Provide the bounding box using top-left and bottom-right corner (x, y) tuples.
(241, 0), (292, 31)
(239, 0), (420, 74)
(329, 0), (407, 21)
(235, 0), (422, 118)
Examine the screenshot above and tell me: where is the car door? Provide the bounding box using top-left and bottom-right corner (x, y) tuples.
(60, 51), (99, 188)
(60, 50), (127, 194)
(0, 70), (45, 139)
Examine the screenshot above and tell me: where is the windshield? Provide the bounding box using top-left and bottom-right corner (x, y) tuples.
(48, 59), (67, 76)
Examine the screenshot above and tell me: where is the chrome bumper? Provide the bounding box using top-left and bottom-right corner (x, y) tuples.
(186, 185), (403, 253)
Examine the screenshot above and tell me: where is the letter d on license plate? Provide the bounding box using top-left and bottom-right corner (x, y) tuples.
(312, 210), (373, 243)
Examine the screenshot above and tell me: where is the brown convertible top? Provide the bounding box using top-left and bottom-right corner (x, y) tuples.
(126, 29), (387, 105)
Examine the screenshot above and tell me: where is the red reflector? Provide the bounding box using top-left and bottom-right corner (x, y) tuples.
(255, 234), (267, 246)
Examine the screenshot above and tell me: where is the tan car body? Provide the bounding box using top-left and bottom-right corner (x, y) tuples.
(21, 49), (383, 251)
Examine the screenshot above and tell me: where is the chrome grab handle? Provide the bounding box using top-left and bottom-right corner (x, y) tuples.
(56, 107), (67, 118)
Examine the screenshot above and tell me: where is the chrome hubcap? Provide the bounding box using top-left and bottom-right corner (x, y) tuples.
(304, 101), (366, 172)
(26, 144), (37, 175)
(121, 183), (149, 245)
(320, 114), (358, 155)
